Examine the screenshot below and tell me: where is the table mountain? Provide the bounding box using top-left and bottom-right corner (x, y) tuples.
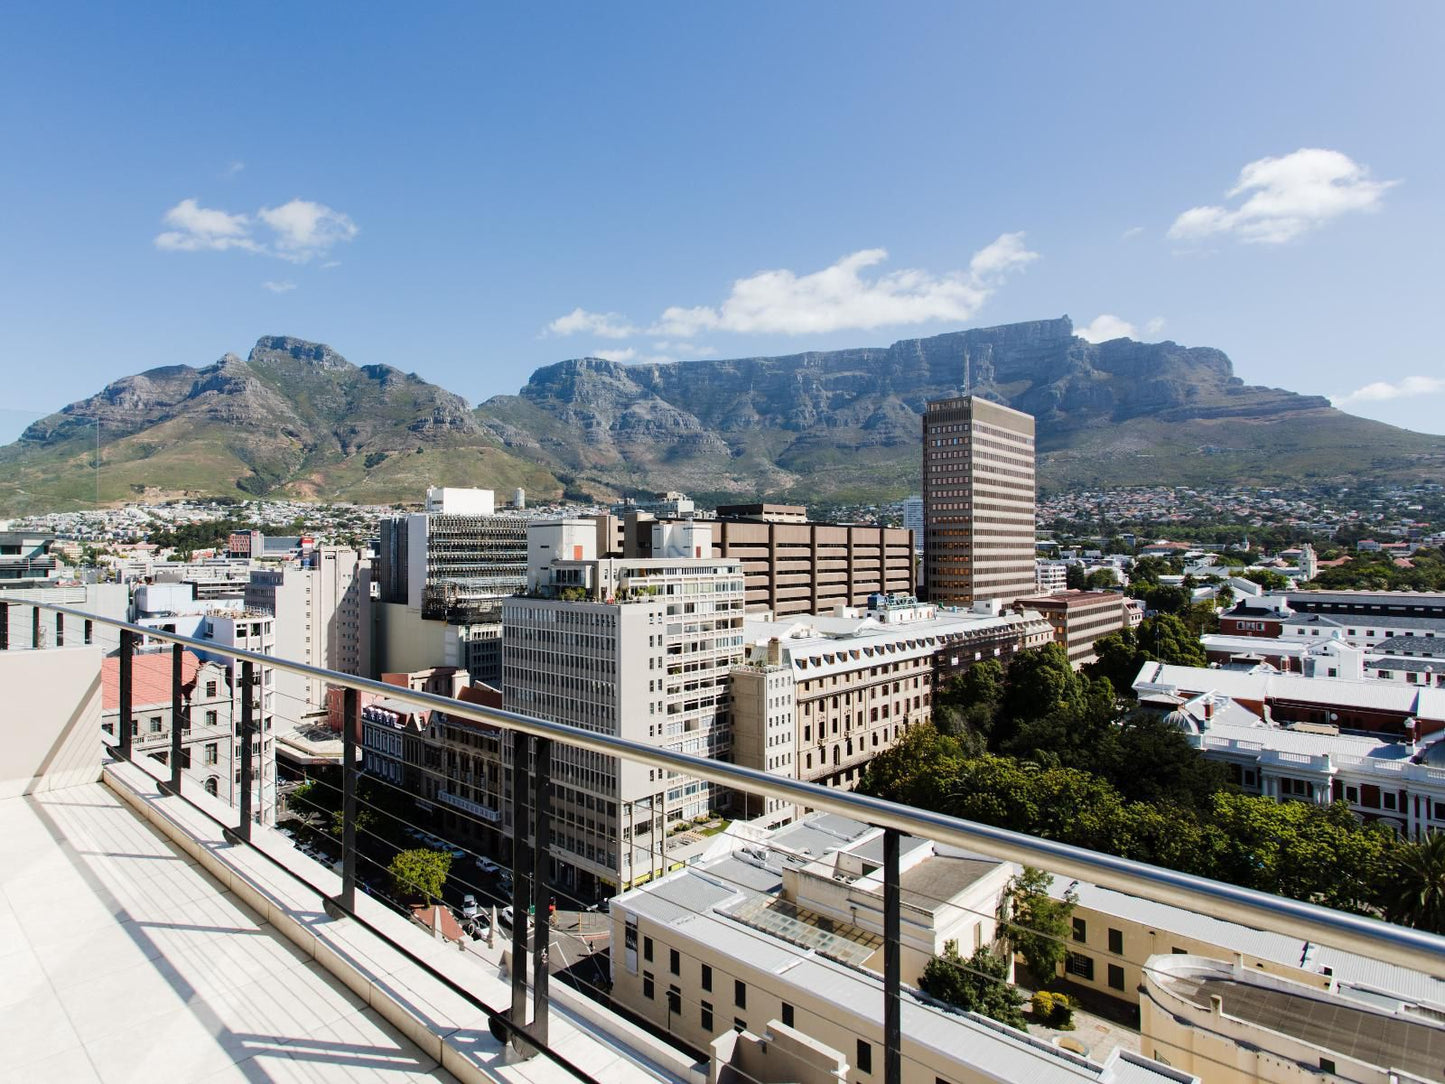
(2, 320), (1440, 514)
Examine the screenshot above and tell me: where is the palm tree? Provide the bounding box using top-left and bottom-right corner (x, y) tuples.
(1385, 831), (1445, 933)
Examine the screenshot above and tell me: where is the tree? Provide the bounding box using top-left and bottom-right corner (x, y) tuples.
(1087, 628), (1148, 692)
(1243, 568), (1290, 591)
(1137, 614), (1206, 667)
(388, 848), (452, 902)
(996, 867), (1077, 980)
(857, 722), (966, 811)
(998, 644), (1085, 737)
(1384, 831), (1445, 933)
(1084, 569), (1118, 591)
(1065, 564), (1086, 590)
(919, 942), (1028, 1030)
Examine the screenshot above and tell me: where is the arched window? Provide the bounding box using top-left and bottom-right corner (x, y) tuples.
(205, 777), (219, 797)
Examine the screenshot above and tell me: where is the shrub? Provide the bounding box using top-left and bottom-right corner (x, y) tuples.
(1031, 990), (1075, 1029)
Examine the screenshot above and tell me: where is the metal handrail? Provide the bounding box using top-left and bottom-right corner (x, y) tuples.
(18, 598), (1445, 975)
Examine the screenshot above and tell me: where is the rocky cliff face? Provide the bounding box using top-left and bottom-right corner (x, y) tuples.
(2, 321), (1438, 514)
(475, 317), (1355, 497)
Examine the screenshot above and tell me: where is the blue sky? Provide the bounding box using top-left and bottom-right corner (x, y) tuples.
(2, 2), (1442, 446)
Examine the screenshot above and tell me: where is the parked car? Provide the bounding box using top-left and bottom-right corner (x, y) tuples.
(461, 894), (479, 920)
(500, 905), (533, 933)
(477, 858), (501, 875)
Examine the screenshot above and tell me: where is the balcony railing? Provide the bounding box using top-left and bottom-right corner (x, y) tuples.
(5, 596), (1445, 1084)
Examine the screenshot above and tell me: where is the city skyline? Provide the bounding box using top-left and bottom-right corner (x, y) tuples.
(1, 2), (1443, 448)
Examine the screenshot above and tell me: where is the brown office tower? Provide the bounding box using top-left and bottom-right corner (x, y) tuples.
(922, 395), (1036, 605)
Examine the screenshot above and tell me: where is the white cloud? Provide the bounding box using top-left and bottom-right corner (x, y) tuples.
(1334, 376), (1445, 406)
(154, 198), (258, 253)
(545, 308), (638, 339)
(261, 280), (296, 293)
(1144, 316), (1167, 336)
(257, 199), (359, 262)
(1122, 226), (1145, 240)
(649, 235), (1037, 338)
(225, 160), (245, 177)
(1168, 148), (1398, 245)
(591, 347), (637, 362)
(546, 234), (1037, 343)
(1076, 314), (1137, 343)
(155, 196), (357, 262)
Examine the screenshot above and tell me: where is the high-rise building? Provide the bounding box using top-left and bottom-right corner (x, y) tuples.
(922, 395), (1036, 606)
(503, 519), (745, 897)
(901, 495), (924, 553)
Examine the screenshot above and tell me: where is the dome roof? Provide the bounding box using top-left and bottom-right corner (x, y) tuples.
(1163, 708), (1199, 736)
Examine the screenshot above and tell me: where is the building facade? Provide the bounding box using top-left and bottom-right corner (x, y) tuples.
(503, 520), (746, 896)
(921, 396), (1036, 606)
(1014, 590), (1131, 668)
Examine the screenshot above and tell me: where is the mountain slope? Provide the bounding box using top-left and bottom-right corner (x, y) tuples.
(0, 337), (562, 514)
(474, 317), (1445, 499)
(3, 320), (1441, 514)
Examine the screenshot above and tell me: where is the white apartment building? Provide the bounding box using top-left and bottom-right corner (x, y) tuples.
(610, 814), (1190, 1084)
(245, 546), (369, 721)
(1035, 559), (1068, 594)
(503, 519), (745, 897)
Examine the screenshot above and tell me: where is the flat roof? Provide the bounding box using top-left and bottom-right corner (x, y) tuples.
(1157, 965), (1445, 1079)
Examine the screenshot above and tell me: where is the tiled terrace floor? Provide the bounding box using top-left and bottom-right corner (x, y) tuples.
(0, 783), (457, 1084)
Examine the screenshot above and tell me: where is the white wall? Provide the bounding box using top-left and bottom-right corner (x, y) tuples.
(0, 645), (102, 800)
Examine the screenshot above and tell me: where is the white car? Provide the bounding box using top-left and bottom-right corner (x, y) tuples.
(461, 894), (479, 920)
(477, 858), (501, 875)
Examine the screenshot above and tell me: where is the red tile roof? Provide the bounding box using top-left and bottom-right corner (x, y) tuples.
(101, 650), (205, 711)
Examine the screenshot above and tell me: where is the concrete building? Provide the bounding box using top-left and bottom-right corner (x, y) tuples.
(1134, 659), (1445, 740)
(375, 500), (527, 685)
(922, 396), (1036, 606)
(609, 512), (916, 618)
(424, 486), (495, 516)
(1035, 559), (1069, 595)
(245, 546), (369, 721)
(0, 530), (62, 586)
(1013, 590), (1131, 668)
(715, 503), (809, 524)
(503, 519), (746, 896)
(730, 598), (1051, 811)
(1141, 954), (1443, 1084)
(100, 648), (236, 800)
(610, 814), (1190, 1084)
(901, 496), (924, 554)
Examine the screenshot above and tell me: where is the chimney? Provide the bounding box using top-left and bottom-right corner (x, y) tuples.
(767, 637), (782, 667)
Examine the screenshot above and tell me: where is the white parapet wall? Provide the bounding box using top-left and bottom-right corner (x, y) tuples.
(0, 644), (103, 800)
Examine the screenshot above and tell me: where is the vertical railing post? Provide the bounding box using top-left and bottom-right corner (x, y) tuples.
(118, 628), (135, 759)
(531, 736), (552, 1046)
(510, 730), (531, 1051)
(169, 643), (185, 793)
(238, 660), (254, 841)
(84, 618), (93, 646)
(31, 605), (41, 649)
(55, 612), (64, 648)
(0, 600), (9, 650)
(339, 686), (359, 911)
(883, 828), (901, 1084)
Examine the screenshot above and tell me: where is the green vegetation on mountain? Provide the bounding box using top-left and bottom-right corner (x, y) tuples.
(3, 319), (1442, 514)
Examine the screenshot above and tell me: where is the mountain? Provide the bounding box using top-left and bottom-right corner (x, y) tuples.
(0, 336), (559, 514)
(473, 317), (1445, 501)
(2, 320), (1441, 514)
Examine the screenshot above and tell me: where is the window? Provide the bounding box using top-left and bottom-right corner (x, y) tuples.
(1065, 953), (1094, 980)
(734, 979), (746, 1009)
(642, 972), (654, 1000)
(669, 948), (680, 975)
(1108, 928), (1123, 955)
(1072, 917), (1087, 943)
(205, 743), (218, 766)
(700, 1000), (713, 1031)
(667, 986), (681, 1015)
(701, 963), (713, 992)
(149, 716), (162, 733)
(1108, 964), (1125, 991)
(644, 936), (653, 962)
(206, 681), (217, 697)
(1320, 1058), (1336, 1075)
(856, 1039), (872, 1074)
(734, 1018), (746, 1033)
(781, 1002), (794, 1028)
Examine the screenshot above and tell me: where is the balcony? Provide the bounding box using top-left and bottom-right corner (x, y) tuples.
(3, 599), (1445, 1084)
